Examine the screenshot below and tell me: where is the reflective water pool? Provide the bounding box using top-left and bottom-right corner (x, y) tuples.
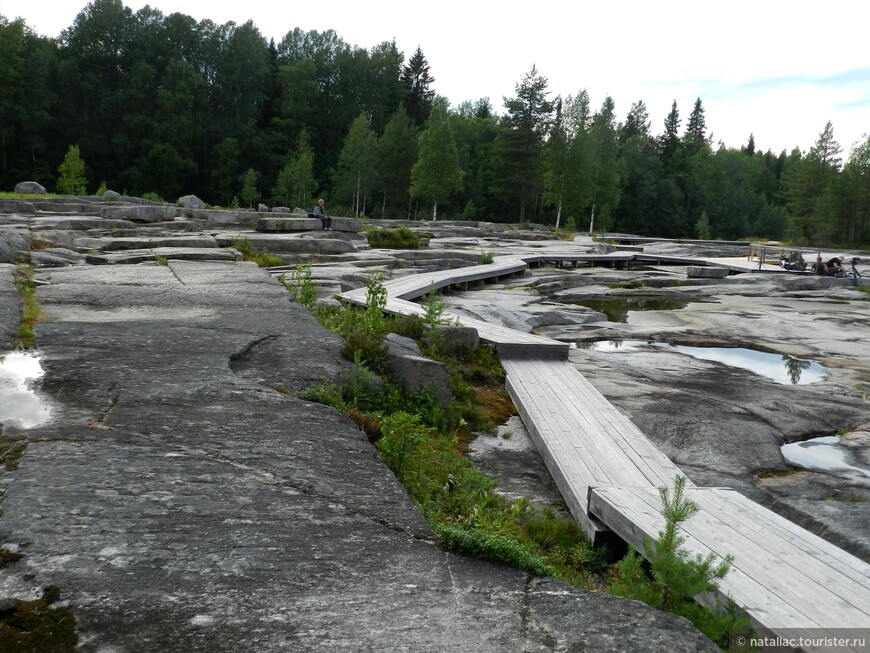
(579, 340), (828, 385)
(0, 351), (52, 428)
(782, 436), (870, 477)
(571, 297), (691, 322)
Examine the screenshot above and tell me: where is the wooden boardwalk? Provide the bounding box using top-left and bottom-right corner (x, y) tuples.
(590, 486), (870, 641)
(502, 358), (689, 540)
(337, 251), (870, 644)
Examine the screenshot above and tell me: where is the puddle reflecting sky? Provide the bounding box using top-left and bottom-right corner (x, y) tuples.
(782, 436), (870, 477)
(0, 351), (52, 428)
(571, 298), (691, 322)
(581, 340), (828, 385)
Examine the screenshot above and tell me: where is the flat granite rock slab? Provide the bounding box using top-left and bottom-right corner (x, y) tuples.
(85, 247), (242, 264)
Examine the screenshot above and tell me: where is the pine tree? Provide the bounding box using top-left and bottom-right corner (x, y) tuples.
(620, 100), (651, 143)
(491, 65), (554, 222)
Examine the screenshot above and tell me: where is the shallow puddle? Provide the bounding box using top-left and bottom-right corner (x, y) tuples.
(580, 340), (828, 385)
(0, 351), (52, 428)
(782, 436), (870, 477)
(571, 297), (690, 322)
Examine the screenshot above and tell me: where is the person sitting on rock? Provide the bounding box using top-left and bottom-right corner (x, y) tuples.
(314, 199), (332, 231)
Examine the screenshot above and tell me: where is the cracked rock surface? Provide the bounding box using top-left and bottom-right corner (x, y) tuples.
(0, 260), (717, 652)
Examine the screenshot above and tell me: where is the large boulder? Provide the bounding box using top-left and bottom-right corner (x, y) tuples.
(103, 190), (122, 202)
(0, 228), (31, 263)
(384, 333), (452, 407)
(423, 325), (480, 357)
(14, 181), (46, 194)
(178, 195), (206, 209)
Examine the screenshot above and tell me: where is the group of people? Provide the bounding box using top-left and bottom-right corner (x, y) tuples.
(812, 256), (849, 277)
(779, 252), (862, 282)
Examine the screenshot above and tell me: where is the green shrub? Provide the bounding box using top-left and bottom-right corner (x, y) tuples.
(609, 476), (749, 647)
(480, 250), (494, 264)
(282, 264), (318, 309)
(57, 145), (87, 195)
(142, 192), (164, 203)
(434, 522), (554, 576)
(366, 226), (421, 249)
(231, 237), (282, 267)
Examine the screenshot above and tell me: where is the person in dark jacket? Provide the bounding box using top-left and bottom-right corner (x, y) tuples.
(314, 199), (331, 231)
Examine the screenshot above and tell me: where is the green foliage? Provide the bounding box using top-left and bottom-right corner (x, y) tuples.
(301, 352), (386, 413)
(3, 8), (869, 245)
(155, 255), (168, 266)
(13, 264), (40, 349)
(376, 411), (431, 477)
(696, 211), (712, 240)
(95, 180), (107, 196)
(422, 285), (446, 329)
(230, 237), (282, 267)
(240, 167), (259, 208)
(334, 113), (378, 218)
(274, 130), (317, 208)
(56, 145), (87, 195)
(282, 264), (318, 309)
(479, 250), (494, 264)
(0, 586), (78, 652)
(365, 226), (421, 249)
(296, 291), (601, 587)
(610, 476), (749, 647)
(434, 522), (554, 576)
(410, 104), (463, 220)
(141, 191), (164, 203)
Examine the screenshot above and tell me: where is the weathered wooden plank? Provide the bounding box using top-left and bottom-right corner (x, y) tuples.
(543, 361), (686, 486)
(695, 489), (870, 591)
(588, 487), (830, 629)
(507, 359), (681, 487)
(505, 371), (609, 486)
(589, 486), (870, 632)
(617, 487), (869, 623)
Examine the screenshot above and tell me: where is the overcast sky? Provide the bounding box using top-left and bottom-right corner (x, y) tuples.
(4, 0), (868, 157)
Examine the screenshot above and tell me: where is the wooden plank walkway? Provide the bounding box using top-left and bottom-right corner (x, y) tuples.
(336, 250), (870, 641)
(339, 256), (569, 359)
(589, 486), (870, 648)
(502, 358), (690, 541)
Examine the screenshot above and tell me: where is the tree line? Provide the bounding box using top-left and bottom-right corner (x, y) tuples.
(1, 0), (868, 245)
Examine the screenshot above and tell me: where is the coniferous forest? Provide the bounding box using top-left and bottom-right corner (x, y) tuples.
(1, 0), (869, 245)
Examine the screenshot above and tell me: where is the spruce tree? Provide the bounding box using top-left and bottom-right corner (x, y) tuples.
(400, 47), (435, 126)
